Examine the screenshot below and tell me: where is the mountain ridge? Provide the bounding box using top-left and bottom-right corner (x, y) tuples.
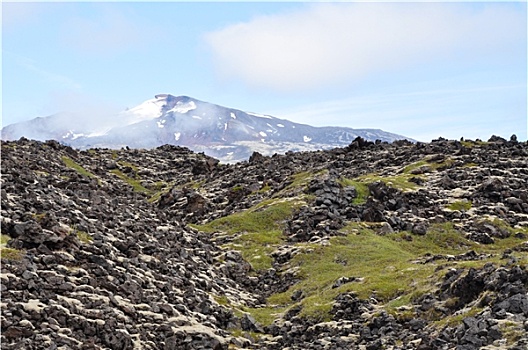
(1, 94), (413, 162)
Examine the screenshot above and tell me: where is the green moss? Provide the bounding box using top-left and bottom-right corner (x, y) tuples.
(500, 321), (524, 345)
(483, 218), (522, 236)
(190, 180), (206, 189)
(338, 178), (370, 205)
(356, 173), (422, 192)
(32, 213), (47, 223)
(461, 140), (488, 148)
(275, 169), (328, 197)
(402, 156), (454, 174)
(403, 160), (429, 174)
(213, 295), (230, 306)
(193, 199), (302, 271)
(1, 247), (24, 261)
(262, 221), (525, 322)
(289, 171), (316, 189)
(266, 226), (439, 321)
(119, 161), (139, 175)
(197, 199), (297, 235)
(243, 305), (288, 327)
(434, 307), (484, 328)
(447, 200), (472, 211)
(258, 184), (272, 193)
(76, 230), (93, 244)
(1, 234), (11, 246)
(231, 185), (245, 192)
(110, 169), (152, 194)
(61, 156), (97, 179)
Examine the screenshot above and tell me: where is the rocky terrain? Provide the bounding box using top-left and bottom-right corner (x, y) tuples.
(1, 135), (527, 349)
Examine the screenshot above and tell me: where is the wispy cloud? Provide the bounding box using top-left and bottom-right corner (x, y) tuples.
(2, 2), (43, 30)
(270, 83), (527, 141)
(61, 5), (159, 56)
(205, 2), (526, 92)
(7, 51), (82, 90)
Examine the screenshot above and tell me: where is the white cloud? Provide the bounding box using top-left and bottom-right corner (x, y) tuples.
(205, 3), (526, 91)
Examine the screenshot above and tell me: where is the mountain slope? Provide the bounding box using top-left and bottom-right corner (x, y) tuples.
(1, 136), (527, 349)
(1, 94), (411, 162)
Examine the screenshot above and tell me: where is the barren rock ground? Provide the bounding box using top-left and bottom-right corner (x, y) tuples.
(1, 136), (527, 349)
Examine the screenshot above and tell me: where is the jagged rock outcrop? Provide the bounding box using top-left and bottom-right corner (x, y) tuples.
(1, 136), (527, 349)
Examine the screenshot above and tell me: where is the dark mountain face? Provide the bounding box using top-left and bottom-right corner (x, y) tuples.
(1, 136), (528, 349)
(1, 94), (412, 162)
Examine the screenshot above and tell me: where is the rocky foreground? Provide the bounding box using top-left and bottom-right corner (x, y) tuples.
(1, 136), (527, 350)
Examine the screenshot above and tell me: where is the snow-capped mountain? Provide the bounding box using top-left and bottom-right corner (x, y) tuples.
(1, 94), (412, 162)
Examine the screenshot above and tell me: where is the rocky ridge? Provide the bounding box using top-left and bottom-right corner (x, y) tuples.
(1, 135), (527, 349)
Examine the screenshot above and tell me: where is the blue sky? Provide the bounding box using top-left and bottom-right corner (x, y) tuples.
(2, 1), (527, 141)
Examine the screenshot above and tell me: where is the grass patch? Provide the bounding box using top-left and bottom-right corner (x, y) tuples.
(213, 295), (230, 306)
(1, 247), (24, 261)
(196, 199), (298, 235)
(61, 156), (97, 179)
(447, 200), (472, 211)
(275, 169), (328, 197)
(1, 234), (10, 245)
(258, 184), (272, 194)
(242, 305), (288, 327)
(461, 140), (488, 148)
(193, 199), (302, 271)
(402, 160), (429, 174)
(119, 161), (139, 174)
(75, 230), (93, 244)
(338, 178), (370, 205)
(261, 222), (527, 323)
(403, 156), (454, 174)
(110, 169), (152, 194)
(434, 307), (484, 328)
(355, 173), (422, 192)
(500, 321), (524, 345)
(1, 235), (24, 261)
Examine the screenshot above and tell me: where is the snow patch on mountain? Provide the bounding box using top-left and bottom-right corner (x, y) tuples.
(124, 96), (166, 124)
(247, 112), (272, 119)
(168, 101), (197, 114)
(303, 136), (312, 142)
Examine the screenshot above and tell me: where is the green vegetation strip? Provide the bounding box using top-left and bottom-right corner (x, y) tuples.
(110, 169), (152, 194)
(61, 156), (97, 179)
(447, 200), (472, 211)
